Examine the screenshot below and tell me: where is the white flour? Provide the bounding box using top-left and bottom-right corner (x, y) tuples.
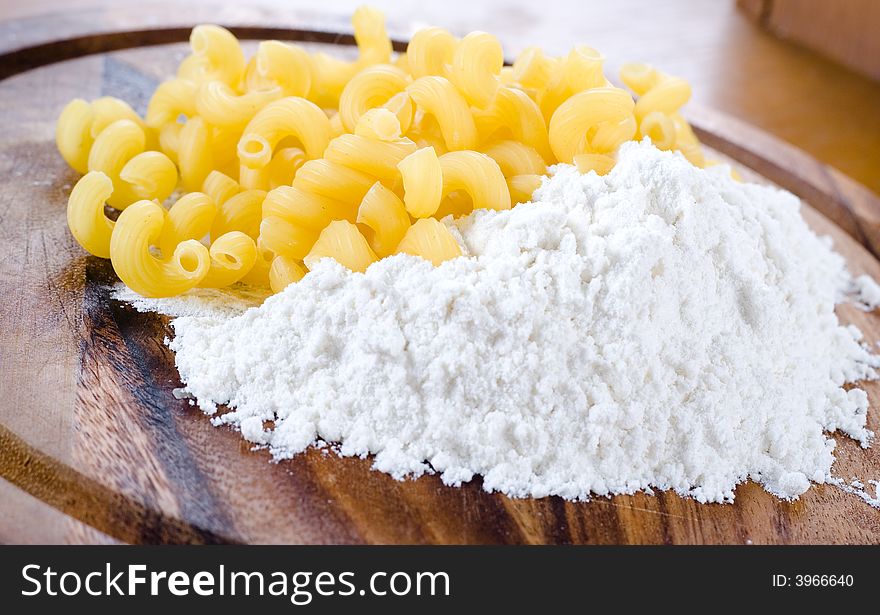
(128, 141), (880, 504)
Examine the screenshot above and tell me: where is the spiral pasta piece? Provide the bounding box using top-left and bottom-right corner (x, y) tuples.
(110, 200), (211, 297)
(238, 97), (332, 169)
(304, 220), (378, 273)
(67, 171), (116, 258)
(247, 40), (313, 97)
(196, 82), (283, 129)
(199, 231), (259, 288)
(450, 32), (503, 108)
(407, 76), (478, 151)
(357, 182), (411, 257)
(548, 87), (635, 163)
(395, 218), (462, 266)
(338, 64), (410, 133)
(438, 150), (511, 211)
(406, 27), (457, 79)
(259, 216), (319, 260)
(398, 147), (443, 218)
(269, 255), (306, 294)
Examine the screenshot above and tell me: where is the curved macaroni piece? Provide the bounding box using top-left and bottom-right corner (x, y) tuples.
(670, 112), (705, 167)
(239, 238), (274, 287)
(357, 181), (411, 257)
(184, 25), (246, 86)
(354, 107), (403, 141)
(266, 147), (307, 189)
(573, 153), (616, 176)
(212, 188), (265, 240)
(406, 27), (457, 78)
(110, 200), (210, 297)
(178, 116), (214, 192)
(406, 111), (449, 155)
(512, 47), (557, 91)
(619, 62), (661, 96)
(259, 216), (318, 260)
(324, 122), (417, 180)
(67, 171), (115, 258)
(451, 31), (503, 108)
(159, 191), (216, 257)
(407, 76), (478, 151)
(352, 5), (392, 66)
(564, 46), (606, 92)
(293, 159), (375, 210)
(338, 64), (410, 133)
(638, 111), (676, 150)
(238, 97), (332, 169)
(439, 150), (511, 211)
(481, 140), (547, 177)
(158, 122), (182, 164)
(472, 87), (552, 162)
(56, 99), (95, 174)
(268, 255), (306, 294)
(145, 79), (199, 128)
(196, 81), (283, 129)
(238, 164), (270, 191)
(548, 87), (635, 163)
(119, 151), (178, 203)
(589, 114), (637, 153)
(202, 170), (241, 205)
(87, 119), (146, 208)
(398, 147), (443, 218)
(395, 218), (462, 266)
(381, 91), (414, 134)
(247, 40), (312, 97)
(262, 185), (347, 230)
(304, 220), (378, 273)
(507, 173), (542, 204)
(634, 76), (691, 121)
(199, 231), (258, 288)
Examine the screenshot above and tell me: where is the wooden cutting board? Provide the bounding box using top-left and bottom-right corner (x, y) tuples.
(1, 12), (879, 545)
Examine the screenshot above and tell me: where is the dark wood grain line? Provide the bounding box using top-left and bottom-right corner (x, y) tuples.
(0, 421), (236, 544)
(0, 26), (408, 81)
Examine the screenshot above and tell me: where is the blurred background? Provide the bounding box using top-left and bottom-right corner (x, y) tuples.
(1, 0), (878, 193)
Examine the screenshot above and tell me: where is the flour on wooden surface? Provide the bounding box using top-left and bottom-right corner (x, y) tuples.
(124, 141), (880, 504)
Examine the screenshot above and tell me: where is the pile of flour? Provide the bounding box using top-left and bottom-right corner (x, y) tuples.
(133, 141), (880, 504)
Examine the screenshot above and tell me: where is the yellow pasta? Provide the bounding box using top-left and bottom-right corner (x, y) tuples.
(178, 116), (214, 192)
(397, 146), (443, 218)
(304, 220), (378, 273)
(395, 218), (462, 266)
(450, 32), (503, 108)
(212, 189), (266, 240)
(183, 25), (246, 86)
(262, 185), (348, 229)
(259, 216), (319, 260)
(67, 171), (115, 258)
(269, 255), (306, 294)
(439, 150), (511, 211)
(407, 76), (478, 151)
(202, 170), (241, 205)
(481, 140), (547, 177)
(548, 87), (635, 163)
(357, 181), (411, 257)
(292, 159), (375, 210)
(573, 153), (616, 176)
(110, 200), (211, 298)
(196, 81), (283, 129)
(159, 191), (216, 257)
(87, 119), (176, 207)
(507, 173), (543, 204)
(512, 46), (556, 91)
(638, 111), (676, 150)
(564, 46), (606, 92)
(247, 40), (313, 97)
(473, 87), (552, 162)
(338, 64), (410, 133)
(145, 79), (199, 128)
(200, 231), (259, 288)
(119, 151), (178, 203)
(266, 147), (307, 189)
(56, 7), (710, 298)
(238, 97), (332, 168)
(406, 27), (457, 79)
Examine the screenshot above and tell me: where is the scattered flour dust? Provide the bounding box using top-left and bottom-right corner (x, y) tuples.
(120, 141), (880, 505)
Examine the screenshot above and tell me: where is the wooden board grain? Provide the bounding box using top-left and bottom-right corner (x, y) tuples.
(1, 23), (879, 545)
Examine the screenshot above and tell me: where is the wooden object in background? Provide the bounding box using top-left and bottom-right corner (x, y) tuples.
(738, 0), (880, 82)
(1, 18), (880, 545)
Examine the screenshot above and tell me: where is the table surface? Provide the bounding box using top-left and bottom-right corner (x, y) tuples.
(1, 0), (879, 544)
